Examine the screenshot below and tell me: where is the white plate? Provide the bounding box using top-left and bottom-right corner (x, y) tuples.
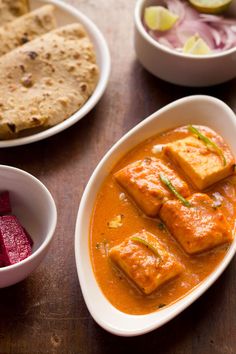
(0, 0), (110, 147)
(75, 95), (236, 336)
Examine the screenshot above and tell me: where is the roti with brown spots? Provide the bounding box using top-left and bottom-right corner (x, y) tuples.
(0, 23), (99, 139)
(0, 0), (29, 24)
(0, 5), (57, 57)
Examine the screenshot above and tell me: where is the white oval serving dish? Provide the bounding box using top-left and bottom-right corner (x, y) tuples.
(75, 95), (236, 336)
(134, 0), (236, 87)
(0, 0), (110, 148)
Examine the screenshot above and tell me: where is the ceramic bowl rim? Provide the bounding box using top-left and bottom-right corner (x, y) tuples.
(0, 165), (57, 272)
(135, 0), (236, 60)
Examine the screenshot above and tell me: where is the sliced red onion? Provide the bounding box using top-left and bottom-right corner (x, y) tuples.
(165, 0), (186, 22)
(176, 20), (216, 48)
(199, 14), (222, 23)
(144, 0), (236, 53)
(200, 13), (236, 26)
(157, 37), (175, 49)
(209, 27), (222, 47)
(220, 24), (236, 50)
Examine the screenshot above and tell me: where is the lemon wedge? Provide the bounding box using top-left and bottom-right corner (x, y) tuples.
(189, 0), (232, 14)
(183, 34), (211, 55)
(144, 6), (179, 31)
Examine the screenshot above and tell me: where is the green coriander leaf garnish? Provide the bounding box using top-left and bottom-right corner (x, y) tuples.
(188, 125), (226, 166)
(158, 222), (165, 231)
(131, 236), (162, 261)
(159, 173), (191, 207)
(158, 303), (166, 308)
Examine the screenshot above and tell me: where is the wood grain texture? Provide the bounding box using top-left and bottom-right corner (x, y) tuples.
(0, 0), (235, 353)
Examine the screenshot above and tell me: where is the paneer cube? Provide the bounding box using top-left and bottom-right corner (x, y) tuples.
(109, 230), (184, 295)
(163, 129), (235, 190)
(160, 193), (233, 254)
(114, 157), (190, 217)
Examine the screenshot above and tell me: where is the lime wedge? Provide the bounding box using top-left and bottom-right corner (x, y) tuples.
(144, 6), (179, 31)
(189, 0), (232, 14)
(183, 34), (211, 55)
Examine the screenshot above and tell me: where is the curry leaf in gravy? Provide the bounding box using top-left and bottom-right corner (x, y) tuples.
(131, 236), (162, 261)
(158, 221), (166, 231)
(159, 173), (191, 207)
(158, 303), (166, 308)
(188, 125), (226, 166)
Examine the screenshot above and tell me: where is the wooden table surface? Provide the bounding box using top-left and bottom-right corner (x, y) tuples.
(0, 0), (236, 353)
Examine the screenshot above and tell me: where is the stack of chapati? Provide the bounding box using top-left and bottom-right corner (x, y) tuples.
(0, 0), (29, 24)
(0, 5), (56, 56)
(0, 1), (99, 139)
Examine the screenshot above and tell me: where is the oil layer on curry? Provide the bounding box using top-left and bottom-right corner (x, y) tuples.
(90, 125), (236, 315)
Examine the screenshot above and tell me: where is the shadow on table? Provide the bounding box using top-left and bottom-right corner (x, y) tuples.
(87, 259), (235, 354)
(123, 60), (236, 131)
(0, 278), (35, 340)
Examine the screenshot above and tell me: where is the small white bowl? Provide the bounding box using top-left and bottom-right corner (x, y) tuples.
(75, 95), (236, 336)
(0, 165), (57, 288)
(134, 0), (236, 86)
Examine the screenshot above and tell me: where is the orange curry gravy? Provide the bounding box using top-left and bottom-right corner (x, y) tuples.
(90, 126), (236, 315)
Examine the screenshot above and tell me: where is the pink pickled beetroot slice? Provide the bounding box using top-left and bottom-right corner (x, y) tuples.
(0, 241), (6, 267)
(0, 243), (5, 267)
(0, 191), (11, 215)
(0, 255), (5, 267)
(23, 227), (34, 247)
(0, 215), (32, 266)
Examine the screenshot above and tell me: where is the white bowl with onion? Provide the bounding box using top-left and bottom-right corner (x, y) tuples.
(134, 0), (236, 86)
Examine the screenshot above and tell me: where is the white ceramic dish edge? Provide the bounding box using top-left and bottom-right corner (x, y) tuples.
(0, 0), (111, 148)
(75, 95), (236, 336)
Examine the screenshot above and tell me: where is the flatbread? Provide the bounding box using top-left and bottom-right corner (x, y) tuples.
(0, 23), (99, 139)
(0, 0), (29, 24)
(0, 5), (57, 57)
